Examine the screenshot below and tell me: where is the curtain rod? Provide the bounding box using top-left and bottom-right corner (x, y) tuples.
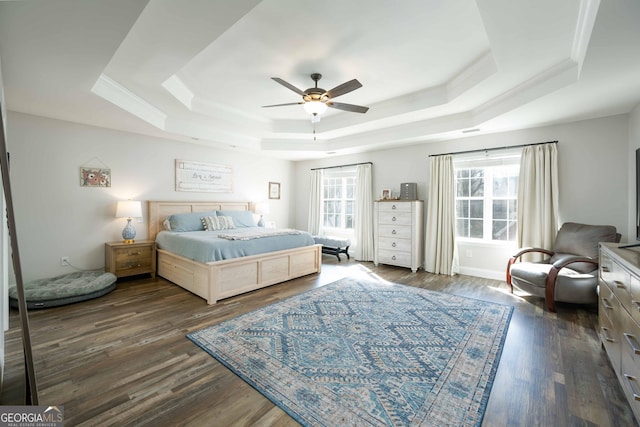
(310, 161), (372, 171)
(428, 140), (558, 157)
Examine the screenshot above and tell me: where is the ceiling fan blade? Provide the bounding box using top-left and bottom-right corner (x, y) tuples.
(262, 102), (304, 108)
(327, 101), (369, 113)
(271, 77), (306, 96)
(325, 79), (362, 99)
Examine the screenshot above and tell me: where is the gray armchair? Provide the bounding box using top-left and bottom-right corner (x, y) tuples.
(506, 222), (621, 312)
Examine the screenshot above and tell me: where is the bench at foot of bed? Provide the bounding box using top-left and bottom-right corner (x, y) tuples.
(313, 236), (351, 261)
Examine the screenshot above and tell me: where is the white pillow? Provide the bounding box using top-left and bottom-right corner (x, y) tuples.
(201, 216), (236, 231)
(163, 218), (172, 230)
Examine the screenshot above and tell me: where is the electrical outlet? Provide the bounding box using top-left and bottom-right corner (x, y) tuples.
(60, 256), (70, 266)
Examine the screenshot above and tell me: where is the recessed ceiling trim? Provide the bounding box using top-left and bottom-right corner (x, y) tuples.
(162, 75), (194, 109)
(91, 73), (167, 129)
(572, 0), (601, 72)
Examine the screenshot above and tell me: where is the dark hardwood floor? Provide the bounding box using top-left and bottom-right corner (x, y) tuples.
(1, 257), (637, 426)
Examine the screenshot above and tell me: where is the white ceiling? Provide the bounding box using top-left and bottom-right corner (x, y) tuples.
(1, 0), (639, 160)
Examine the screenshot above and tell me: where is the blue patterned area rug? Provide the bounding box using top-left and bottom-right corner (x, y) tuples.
(188, 277), (513, 426)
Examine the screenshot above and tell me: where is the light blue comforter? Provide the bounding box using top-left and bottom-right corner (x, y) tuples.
(155, 227), (315, 263)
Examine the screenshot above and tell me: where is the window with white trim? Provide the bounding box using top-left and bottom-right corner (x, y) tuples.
(321, 169), (356, 233)
(454, 152), (520, 242)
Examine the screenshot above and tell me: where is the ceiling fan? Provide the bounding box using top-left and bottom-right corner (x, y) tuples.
(263, 73), (369, 122)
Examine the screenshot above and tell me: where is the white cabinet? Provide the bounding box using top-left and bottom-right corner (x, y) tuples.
(374, 200), (424, 272)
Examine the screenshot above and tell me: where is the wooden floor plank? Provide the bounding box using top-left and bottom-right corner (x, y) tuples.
(1, 257), (638, 426)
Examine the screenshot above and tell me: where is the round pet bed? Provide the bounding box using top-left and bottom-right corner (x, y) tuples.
(9, 270), (117, 309)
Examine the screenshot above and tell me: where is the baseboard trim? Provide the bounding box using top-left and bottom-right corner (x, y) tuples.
(458, 267), (505, 281)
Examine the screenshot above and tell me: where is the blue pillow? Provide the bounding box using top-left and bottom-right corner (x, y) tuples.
(216, 210), (256, 227)
(168, 211), (217, 232)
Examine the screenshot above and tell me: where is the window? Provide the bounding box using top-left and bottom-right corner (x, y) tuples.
(455, 154), (519, 242)
(322, 172), (356, 232)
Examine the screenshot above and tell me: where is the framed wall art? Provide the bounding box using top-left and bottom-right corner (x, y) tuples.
(269, 182), (281, 199)
(80, 167), (111, 187)
(175, 159), (233, 193)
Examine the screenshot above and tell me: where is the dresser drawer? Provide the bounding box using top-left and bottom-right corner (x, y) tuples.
(620, 310), (640, 418)
(600, 281), (622, 373)
(377, 202), (412, 213)
(377, 249), (412, 267)
(630, 275), (640, 326)
(377, 211), (412, 226)
(377, 236), (412, 252)
(602, 256), (632, 309)
(378, 224), (412, 239)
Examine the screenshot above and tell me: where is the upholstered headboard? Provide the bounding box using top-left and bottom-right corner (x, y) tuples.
(147, 200), (251, 240)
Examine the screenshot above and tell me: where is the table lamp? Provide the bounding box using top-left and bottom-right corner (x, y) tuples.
(116, 200), (143, 243)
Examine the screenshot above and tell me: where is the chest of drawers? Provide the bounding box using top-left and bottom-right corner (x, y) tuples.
(599, 242), (640, 422)
(373, 200), (423, 272)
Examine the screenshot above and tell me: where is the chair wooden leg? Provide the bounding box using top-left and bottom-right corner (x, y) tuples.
(545, 267), (560, 313)
(506, 257), (516, 293)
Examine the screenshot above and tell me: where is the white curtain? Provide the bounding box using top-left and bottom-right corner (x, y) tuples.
(308, 170), (322, 235)
(517, 143), (559, 260)
(425, 155), (458, 275)
(355, 164), (374, 261)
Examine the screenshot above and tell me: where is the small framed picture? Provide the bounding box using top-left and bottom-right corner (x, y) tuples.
(381, 189), (391, 200)
(269, 182), (281, 199)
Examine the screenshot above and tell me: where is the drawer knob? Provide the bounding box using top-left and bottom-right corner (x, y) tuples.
(615, 281), (626, 289)
(392, 217), (396, 221)
(392, 230), (397, 234)
(392, 242), (396, 247)
(602, 266), (610, 272)
(391, 205), (397, 209)
(601, 298), (613, 310)
(391, 255), (396, 260)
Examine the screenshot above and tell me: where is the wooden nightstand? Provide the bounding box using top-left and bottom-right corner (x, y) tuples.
(105, 240), (156, 279)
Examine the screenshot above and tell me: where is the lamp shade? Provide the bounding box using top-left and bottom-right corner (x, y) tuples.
(115, 200), (142, 219)
(254, 201), (270, 215)
(303, 101), (327, 116)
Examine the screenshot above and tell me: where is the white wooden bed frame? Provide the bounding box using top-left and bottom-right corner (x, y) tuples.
(148, 201), (322, 305)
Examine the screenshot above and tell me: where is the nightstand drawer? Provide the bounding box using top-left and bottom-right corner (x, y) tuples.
(114, 245), (153, 262)
(105, 241), (156, 279)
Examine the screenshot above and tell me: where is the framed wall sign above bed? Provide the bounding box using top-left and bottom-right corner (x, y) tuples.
(175, 159), (233, 193)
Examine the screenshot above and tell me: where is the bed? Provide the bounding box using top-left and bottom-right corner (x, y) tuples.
(148, 201), (322, 304)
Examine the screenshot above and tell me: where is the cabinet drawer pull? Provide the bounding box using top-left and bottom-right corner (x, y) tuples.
(392, 242), (396, 247)
(601, 298), (613, 310)
(391, 205), (397, 210)
(392, 217), (397, 221)
(633, 300), (640, 312)
(624, 333), (640, 355)
(391, 230), (397, 235)
(602, 266), (610, 272)
(601, 327), (615, 343)
(624, 374), (640, 401)
(391, 255), (396, 260)
(129, 252), (142, 256)
(615, 280), (626, 289)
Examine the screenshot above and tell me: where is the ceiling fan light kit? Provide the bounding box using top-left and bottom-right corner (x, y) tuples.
(264, 73), (369, 124)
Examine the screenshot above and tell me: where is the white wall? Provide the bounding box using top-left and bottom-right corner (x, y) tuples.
(6, 112), (295, 283)
(294, 114), (630, 279)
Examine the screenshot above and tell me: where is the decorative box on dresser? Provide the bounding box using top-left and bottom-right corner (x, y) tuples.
(374, 200), (424, 272)
(105, 240), (156, 279)
(599, 242), (640, 422)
